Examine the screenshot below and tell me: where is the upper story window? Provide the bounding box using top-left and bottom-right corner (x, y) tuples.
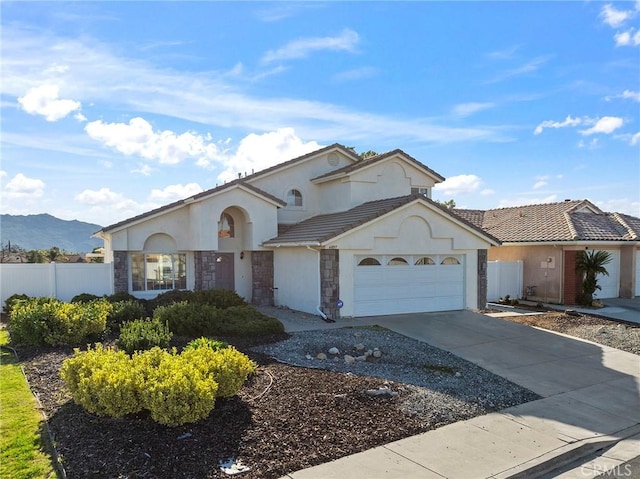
(286, 189), (303, 207)
(218, 212), (234, 238)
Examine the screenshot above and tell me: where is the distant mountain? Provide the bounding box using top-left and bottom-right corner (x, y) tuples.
(1, 214), (103, 253)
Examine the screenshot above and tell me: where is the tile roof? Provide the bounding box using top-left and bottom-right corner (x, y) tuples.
(311, 149), (445, 183)
(264, 194), (498, 245)
(453, 200), (640, 242)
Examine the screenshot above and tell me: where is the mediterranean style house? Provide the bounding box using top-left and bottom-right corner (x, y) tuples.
(455, 200), (640, 305)
(96, 144), (499, 319)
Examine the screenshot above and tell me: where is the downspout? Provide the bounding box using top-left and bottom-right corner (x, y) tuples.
(306, 245), (329, 320)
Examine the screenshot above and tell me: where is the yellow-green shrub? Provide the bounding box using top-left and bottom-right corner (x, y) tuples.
(9, 298), (111, 346)
(135, 348), (219, 426)
(182, 346), (256, 398)
(60, 344), (142, 418)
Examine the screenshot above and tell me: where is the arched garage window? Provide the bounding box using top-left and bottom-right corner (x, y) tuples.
(441, 257), (460, 265)
(388, 257), (408, 265)
(358, 257), (381, 266)
(415, 257), (435, 265)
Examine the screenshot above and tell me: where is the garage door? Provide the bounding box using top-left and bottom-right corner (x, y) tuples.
(596, 249), (620, 299)
(354, 255), (464, 316)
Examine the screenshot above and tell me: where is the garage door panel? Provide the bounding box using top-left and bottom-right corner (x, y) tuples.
(595, 250), (620, 299)
(354, 255), (464, 316)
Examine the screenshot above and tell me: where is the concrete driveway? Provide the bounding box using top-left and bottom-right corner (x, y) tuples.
(278, 309), (640, 478)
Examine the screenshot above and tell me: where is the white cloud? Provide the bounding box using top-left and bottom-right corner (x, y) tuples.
(333, 66), (378, 82)
(85, 117), (225, 165)
(580, 116), (624, 135)
(630, 132), (640, 145)
(487, 56), (550, 83)
(600, 4), (633, 28)
(75, 187), (128, 206)
(606, 90), (640, 102)
(131, 164), (153, 176)
(497, 195), (559, 209)
(17, 84), (81, 121)
(214, 128), (322, 182)
(2, 173), (45, 198)
(480, 188), (495, 196)
(452, 102), (494, 118)
(73, 188), (148, 225)
(577, 138), (600, 149)
(148, 183), (203, 202)
(614, 28), (640, 46)
(532, 180), (547, 190)
(534, 115), (582, 135)
(595, 198), (640, 216)
(261, 29), (359, 64)
(433, 174), (483, 197)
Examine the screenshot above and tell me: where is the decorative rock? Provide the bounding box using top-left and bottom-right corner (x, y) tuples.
(354, 343), (365, 351)
(328, 347), (340, 355)
(316, 352), (327, 360)
(372, 350), (382, 358)
(455, 372), (462, 377)
(344, 354), (356, 364)
(365, 349), (373, 357)
(305, 354), (312, 360)
(355, 355), (367, 362)
(365, 387), (398, 398)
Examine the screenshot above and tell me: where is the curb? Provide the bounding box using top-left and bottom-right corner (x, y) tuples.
(494, 424), (640, 479)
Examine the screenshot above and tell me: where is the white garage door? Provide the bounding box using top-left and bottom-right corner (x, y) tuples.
(354, 255), (464, 317)
(635, 250), (640, 297)
(596, 249), (620, 299)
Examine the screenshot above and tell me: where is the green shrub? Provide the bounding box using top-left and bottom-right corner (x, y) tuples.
(8, 298), (111, 346)
(116, 318), (172, 355)
(60, 344), (142, 418)
(217, 306), (285, 336)
(2, 294), (30, 317)
(134, 348), (218, 426)
(153, 302), (220, 337)
(106, 292), (139, 303)
(182, 346), (256, 398)
(148, 289), (194, 312)
(108, 300), (147, 332)
(183, 337), (229, 352)
(191, 289), (246, 309)
(70, 293), (101, 303)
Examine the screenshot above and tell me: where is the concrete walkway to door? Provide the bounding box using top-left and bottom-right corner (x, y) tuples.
(279, 310), (640, 479)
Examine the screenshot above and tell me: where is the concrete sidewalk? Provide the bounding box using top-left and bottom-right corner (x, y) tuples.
(279, 310), (640, 479)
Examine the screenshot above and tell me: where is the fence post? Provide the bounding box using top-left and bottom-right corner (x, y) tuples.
(50, 262), (57, 299)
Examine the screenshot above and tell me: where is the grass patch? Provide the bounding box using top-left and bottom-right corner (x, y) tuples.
(0, 330), (58, 479)
(421, 364), (457, 375)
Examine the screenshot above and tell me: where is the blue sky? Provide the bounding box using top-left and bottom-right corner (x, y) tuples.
(1, 1), (639, 227)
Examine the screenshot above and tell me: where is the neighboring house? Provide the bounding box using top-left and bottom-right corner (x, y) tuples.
(96, 144), (499, 319)
(454, 200), (640, 304)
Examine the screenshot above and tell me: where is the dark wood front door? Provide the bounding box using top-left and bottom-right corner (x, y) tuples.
(214, 253), (235, 291)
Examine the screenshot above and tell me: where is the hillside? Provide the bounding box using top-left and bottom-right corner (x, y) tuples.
(0, 214), (103, 253)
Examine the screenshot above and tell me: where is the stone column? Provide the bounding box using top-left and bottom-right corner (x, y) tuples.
(477, 249), (488, 310)
(251, 251), (274, 306)
(113, 251), (128, 293)
(194, 251), (216, 290)
(320, 249), (340, 319)
(563, 250), (580, 305)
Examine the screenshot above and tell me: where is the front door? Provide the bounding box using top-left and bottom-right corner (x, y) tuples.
(215, 253), (235, 291)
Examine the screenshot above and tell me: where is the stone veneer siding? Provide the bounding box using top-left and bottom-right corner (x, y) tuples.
(477, 249), (488, 309)
(320, 249), (340, 319)
(251, 251), (274, 306)
(113, 251), (129, 293)
(194, 251), (216, 291)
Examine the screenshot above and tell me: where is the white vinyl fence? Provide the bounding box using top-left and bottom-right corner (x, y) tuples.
(487, 260), (523, 302)
(1, 263), (113, 308)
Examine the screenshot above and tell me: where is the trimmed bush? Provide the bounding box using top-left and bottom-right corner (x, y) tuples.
(70, 293), (101, 303)
(2, 293), (30, 317)
(108, 300), (147, 332)
(153, 302), (220, 337)
(182, 346), (256, 398)
(116, 318), (172, 355)
(191, 289), (246, 309)
(8, 298), (111, 346)
(183, 337), (229, 352)
(134, 348), (218, 426)
(217, 306), (285, 336)
(60, 344), (142, 418)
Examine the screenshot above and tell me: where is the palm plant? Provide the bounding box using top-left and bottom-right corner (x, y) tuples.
(575, 250), (612, 305)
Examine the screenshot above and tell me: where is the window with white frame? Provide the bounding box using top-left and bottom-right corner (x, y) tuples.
(286, 189), (303, 207)
(131, 253), (186, 291)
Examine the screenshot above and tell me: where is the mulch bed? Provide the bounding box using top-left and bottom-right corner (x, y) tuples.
(16, 334), (433, 479)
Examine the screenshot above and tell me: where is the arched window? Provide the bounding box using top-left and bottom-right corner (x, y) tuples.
(441, 256), (460, 265)
(286, 189), (303, 207)
(218, 212), (234, 238)
(415, 257), (435, 265)
(388, 257), (408, 265)
(358, 257), (381, 266)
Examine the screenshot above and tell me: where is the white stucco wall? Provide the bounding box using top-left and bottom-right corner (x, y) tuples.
(273, 247), (320, 314)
